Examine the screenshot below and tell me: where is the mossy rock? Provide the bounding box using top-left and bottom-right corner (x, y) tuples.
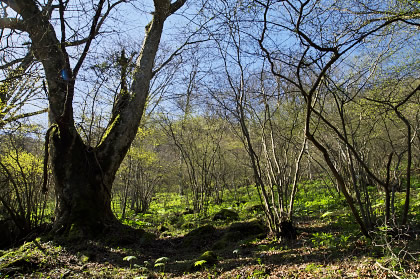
(0, 243), (41, 276)
(212, 231), (242, 250)
(191, 250), (218, 271)
(0, 257), (39, 276)
(246, 204), (264, 213)
(213, 209), (239, 221)
(180, 225), (217, 250)
(184, 225), (216, 238)
(212, 238), (230, 250)
(222, 231), (243, 242)
(103, 225), (155, 246)
(228, 219), (266, 238)
(199, 251), (218, 265)
(212, 219), (266, 250)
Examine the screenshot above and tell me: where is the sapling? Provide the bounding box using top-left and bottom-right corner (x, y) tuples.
(123, 255), (137, 268)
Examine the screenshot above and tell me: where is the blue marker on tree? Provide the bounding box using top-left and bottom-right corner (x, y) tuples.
(60, 69), (71, 81)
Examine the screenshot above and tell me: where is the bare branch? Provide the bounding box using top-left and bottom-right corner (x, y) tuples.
(73, 0), (106, 77)
(0, 50), (34, 72)
(0, 17), (26, 31)
(152, 39), (209, 76)
(1, 109), (48, 128)
(169, 0), (187, 15)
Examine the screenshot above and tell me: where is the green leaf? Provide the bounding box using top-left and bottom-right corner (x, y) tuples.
(137, 266), (148, 272)
(321, 211), (333, 218)
(154, 262), (165, 268)
(194, 260), (207, 267)
(154, 256), (170, 264)
(123, 255), (137, 262)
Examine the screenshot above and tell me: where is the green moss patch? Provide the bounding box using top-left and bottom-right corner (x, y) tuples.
(213, 209), (239, 221)
(180, 225), (219, 251)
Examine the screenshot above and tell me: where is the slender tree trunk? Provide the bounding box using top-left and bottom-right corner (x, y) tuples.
(395, 111), (412, 226)
(121, 157), (132, 220)
(384, 152), (393, 224)
(288, 135), (306, 221)
(304, 96), (370, 238)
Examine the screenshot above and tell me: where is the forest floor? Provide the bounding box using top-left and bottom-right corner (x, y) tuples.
(1, 217), (419, 279)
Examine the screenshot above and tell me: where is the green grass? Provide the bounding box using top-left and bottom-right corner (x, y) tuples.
(1, 177), (419, 278)
(113, 186), (264, 236)
(110, 175), (420, 239)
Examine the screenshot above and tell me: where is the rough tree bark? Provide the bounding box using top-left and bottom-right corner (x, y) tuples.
(1, 0), (186, 236)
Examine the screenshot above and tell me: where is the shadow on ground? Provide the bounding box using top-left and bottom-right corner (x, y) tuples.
(1, 218), (419, 278)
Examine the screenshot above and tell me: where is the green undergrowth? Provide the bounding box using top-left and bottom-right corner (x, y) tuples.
(1, 178), (419, 278)
(117, 186), (265, 237)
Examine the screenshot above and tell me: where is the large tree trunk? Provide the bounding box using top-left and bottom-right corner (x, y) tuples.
(51, 132), (118, 236)
(6, 0), (187, 236)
